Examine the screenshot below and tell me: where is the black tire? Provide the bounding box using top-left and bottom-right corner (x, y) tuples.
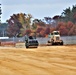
(51, 42), (54, 45)
(25, 43), (29, 48)
(60, 40), (63, 45)
(48, 40), (51, 43)
(26, 45), (29, 48)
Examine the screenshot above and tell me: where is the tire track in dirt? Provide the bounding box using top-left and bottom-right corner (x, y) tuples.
(0, 57), (54, 75)
(0, 46), (76, 75)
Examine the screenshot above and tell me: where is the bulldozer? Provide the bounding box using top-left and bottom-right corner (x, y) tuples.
(48, 31), (63, 45)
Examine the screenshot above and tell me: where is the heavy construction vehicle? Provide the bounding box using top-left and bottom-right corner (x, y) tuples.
(48, 31), (63, 45)
(25, 35), (39, 48)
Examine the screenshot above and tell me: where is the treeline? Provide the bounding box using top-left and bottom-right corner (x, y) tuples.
(2, 5), (76, 37)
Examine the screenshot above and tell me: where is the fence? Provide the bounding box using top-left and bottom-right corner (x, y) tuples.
(0, 36), (76, 45)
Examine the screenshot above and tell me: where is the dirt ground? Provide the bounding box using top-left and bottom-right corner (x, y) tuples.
(0, 45), (76, 75)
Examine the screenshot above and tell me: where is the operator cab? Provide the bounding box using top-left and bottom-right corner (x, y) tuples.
(51, 31), (60, 35)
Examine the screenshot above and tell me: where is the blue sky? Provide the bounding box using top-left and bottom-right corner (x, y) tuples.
(0, 0), (76, 22)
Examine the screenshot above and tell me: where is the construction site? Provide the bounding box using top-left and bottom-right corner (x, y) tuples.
(0, 2), (76, 75)
(0, 32), (76, 75)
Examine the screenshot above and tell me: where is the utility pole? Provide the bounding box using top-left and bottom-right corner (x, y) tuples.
(0, 4), (1, 24)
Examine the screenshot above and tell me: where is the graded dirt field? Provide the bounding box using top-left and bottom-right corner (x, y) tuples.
(0, 45), (76, 75)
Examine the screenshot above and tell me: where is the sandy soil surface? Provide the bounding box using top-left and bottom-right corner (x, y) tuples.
(0, 45), (76, 75)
